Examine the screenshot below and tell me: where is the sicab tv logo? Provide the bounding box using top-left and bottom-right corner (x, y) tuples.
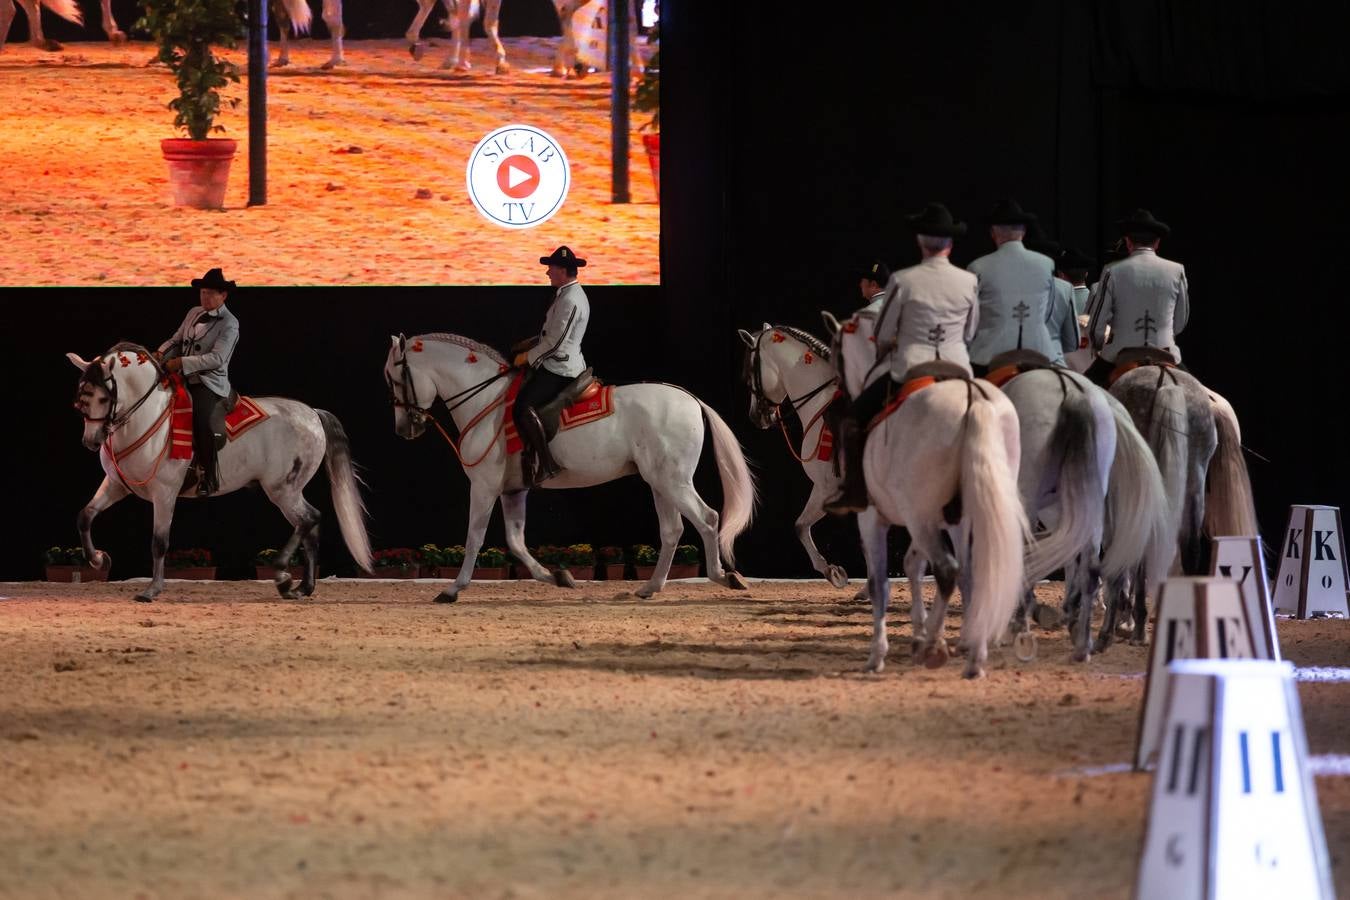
(466, 125), (570, 229)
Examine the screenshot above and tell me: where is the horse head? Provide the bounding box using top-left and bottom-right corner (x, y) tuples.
(66, 343), (161, 451)
(821, 309), (875, 400)
(386, 334), (433, 440)
(737, 323), (785, 429)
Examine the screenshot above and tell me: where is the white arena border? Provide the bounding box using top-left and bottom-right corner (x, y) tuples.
(1059, 756), (1350, 779)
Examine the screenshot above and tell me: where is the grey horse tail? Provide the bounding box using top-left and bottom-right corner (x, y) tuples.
(316, 409), (374, 573)
(1023, 386), (1104, 585)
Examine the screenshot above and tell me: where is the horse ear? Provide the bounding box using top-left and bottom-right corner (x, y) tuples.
(66, 352), (93, 371)
(737, 329), (756, 348)
(821, 311), (842, 336)
(761, 321), (771, 333)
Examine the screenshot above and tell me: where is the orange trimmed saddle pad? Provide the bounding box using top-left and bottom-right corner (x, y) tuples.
(867, 376), (938, 432)
(167, 377), (270, 460)
(503, 374), (618, 455)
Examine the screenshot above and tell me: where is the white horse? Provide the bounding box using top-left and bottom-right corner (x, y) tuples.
(0, 0), (124, 52)
(812, 319), (1030, 678)
(274, 0), (643, 76)
(383, 333), (754, 602)
(736, 324), (858, 591)
(67, 343), (373, 601)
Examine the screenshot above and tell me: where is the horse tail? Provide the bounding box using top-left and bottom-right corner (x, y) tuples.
(1102, 397), (1174, 586)
(960, 397), (1031, 654)
(1204, 398), (1260, 540)
(317, 409), (373, 573)
(279, 0), (313, 34)
(1023, 387), (1105, 584)
(697, 400), (758, 568)
(1149, 382), (1189, 573)
(41, 0), (83, 25)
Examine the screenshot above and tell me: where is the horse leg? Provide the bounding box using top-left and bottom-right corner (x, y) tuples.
(136, 492), (178, 602)
(263, 484), (320, 600)
(483, 0), (507, 72)
(1094, 570), (1127, 653)
(913, 526), (959, 671)
(1130, 565), (1150, 645)
(636, 488), (682, 599)
(100, 0), (126, 43)
(406, 0), (438, 61)
(1070, 552), (1103, 662)
(500, 489), (567, 588)
(1179, 483), (1208, 575)
(273, 22), (291, 66)
(299, 520), (320, 597)
(797, 478), (847, 588)
(856, 508), (891, 672)
(665, 478), (748, 590)
(319, 0), (345, 69)
(0, 0), (16, 51)
(442, 0), (471, 70)
(77, 476), (129, 575)
(17, 0), (60, 51)
(436, 481), (497, 604)
(902, 545), (929, 664)
(551, 0), (581, 77)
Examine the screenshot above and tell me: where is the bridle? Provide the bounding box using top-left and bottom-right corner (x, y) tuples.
(744, 328), (837, 421)
(76, 348), (164, 435)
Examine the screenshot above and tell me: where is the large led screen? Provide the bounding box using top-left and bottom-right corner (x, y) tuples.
(0, 0), (660, 286)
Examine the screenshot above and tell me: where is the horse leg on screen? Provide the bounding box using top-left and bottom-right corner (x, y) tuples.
(437, 481), (497, 603)
(442, 0), (471, 69)
(262, 482), (320, 599)
(0, 0), (15, 52)
(319, 0), (345, 68)
(77, 476), (130, 574)
(483, 0), (507, 72)
(797, 479), (848, 588)
(136, 491), (179, 602)
(551, 0), (581, 76)
(405, 0), (439, 60)
(856, 507), (891, 672)
(500, 489), (571, 588)
(99, 0), (125, 42)
(14, 0), (57, 51)
(635, 488), (681, 599)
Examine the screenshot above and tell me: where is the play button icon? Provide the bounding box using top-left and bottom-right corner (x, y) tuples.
(497, 155), (539, 198)
(466, 124), (571, 229)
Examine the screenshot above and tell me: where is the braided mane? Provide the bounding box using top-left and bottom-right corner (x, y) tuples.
(415, 333), (507, 364)
(769, 325), (831, 360)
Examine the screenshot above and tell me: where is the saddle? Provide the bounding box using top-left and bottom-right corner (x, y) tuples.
(906, 359), (973, 381)
(985, 348), (1054, 371)
(1113, 346), (1176, 367)
(537, 369), (600, 441)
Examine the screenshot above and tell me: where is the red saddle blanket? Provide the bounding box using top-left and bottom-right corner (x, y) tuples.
(167, 377), (270, 460)
(502, 373), (617, 455)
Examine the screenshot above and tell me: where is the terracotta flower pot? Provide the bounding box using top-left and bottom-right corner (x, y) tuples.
(641, 132), (660, 199)
(45, 565), (109, 583)
(422, 565), (460, 580)
(601, 562), (627, 580)
(161, 138), (237, 209)
(668, 563), (700, 579)
(634, 564), (657, 581)
(164, 566), (217, 580)
(474, 567), (508, 580)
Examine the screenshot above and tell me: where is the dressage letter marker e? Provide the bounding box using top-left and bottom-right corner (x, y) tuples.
(466, 125), (570, 229)
(1135, 660), (1335, 900)
(1272, 505), (1349, 619)
(1135, 578), (1264, 771)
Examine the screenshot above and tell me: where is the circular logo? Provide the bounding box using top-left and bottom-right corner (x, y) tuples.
(466, 125), (570, 229)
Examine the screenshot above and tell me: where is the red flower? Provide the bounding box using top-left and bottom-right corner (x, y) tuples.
(770, 332), (786, 343)
(803, 351), (814, 365)
(466, 353), (478, 363)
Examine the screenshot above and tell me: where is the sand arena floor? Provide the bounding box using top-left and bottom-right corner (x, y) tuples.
(0, 578), (1346, 899)
(0, 38), (659, 286)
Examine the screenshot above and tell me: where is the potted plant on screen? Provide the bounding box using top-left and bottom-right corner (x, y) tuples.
(632, 27), (659, 199)
(136, 0), (246, 209)
(669, 544), (700, 579)
(164, 547), (216, 580)
(43, 546), (110, 583)
(598, 545), (625, 580)
(476, 547), (509, 580)
(630, 543), (659, 581)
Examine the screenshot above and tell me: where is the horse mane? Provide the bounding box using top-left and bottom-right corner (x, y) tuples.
(770, 325), (831, 360)
(416, 333), (507, 365)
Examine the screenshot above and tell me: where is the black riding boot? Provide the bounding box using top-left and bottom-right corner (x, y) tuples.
(519, 407), (561, 486)
(823, 418), (868, 515)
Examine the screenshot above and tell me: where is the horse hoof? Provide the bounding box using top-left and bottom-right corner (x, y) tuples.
(270, 59), (289, 68)
(1032, 603), (1063, 629)
(924, 643), (949, 669)
(853, 587), (869, 603)
(554, 569), (577, 589)
(433, 590), (459, 604)
(319, 59), (338, 70)
(863, 657), (885, 674)
(409, 41), (425, 61)
(133, 593), (154, 603)
(635, 586), (656, 600)
(109, 31), (127, 45)
(92, 550), (110, 570)
(299, 584), (316, 598)
(825, 565), (849, 589)
(281, 590), (300, 601)
(961, 664), (986, 680)
(274, 573), (294, 598)
(549, 67), (567, 78)
(725, 571), (750, 591)
(39, 39), (63, 51)
(1072, 649), (1092, 663)
(1013, 631), (1037, 662)
(495, 62), (510, 74)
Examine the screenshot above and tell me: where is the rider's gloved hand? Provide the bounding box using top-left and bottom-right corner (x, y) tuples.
(513, 351), (528, 367)
(165, 357), (183, 372)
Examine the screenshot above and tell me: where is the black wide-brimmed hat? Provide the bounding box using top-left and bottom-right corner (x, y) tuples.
(906, 202), (967, 237)
(860, 260), (891, 284)
(1057, 246), (1094, 271)
(1117, 208), (1171, 237)
(191, 267), (235, 291)
(988, 198), (1038, 226)
(540, 246), (587, 267)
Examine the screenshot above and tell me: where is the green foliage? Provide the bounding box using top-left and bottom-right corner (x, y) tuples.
(535, 545), (566, 566)
(630, 544), (658, 565)
(442, 545), (466, 566)
(633, 42), (660, 132)
(43, 546), (87, 566)
(477, 547), (508, 568)
(136, 0), (246, 139)
(674, 544), (700, 565)
(564, 544), (595, 567)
